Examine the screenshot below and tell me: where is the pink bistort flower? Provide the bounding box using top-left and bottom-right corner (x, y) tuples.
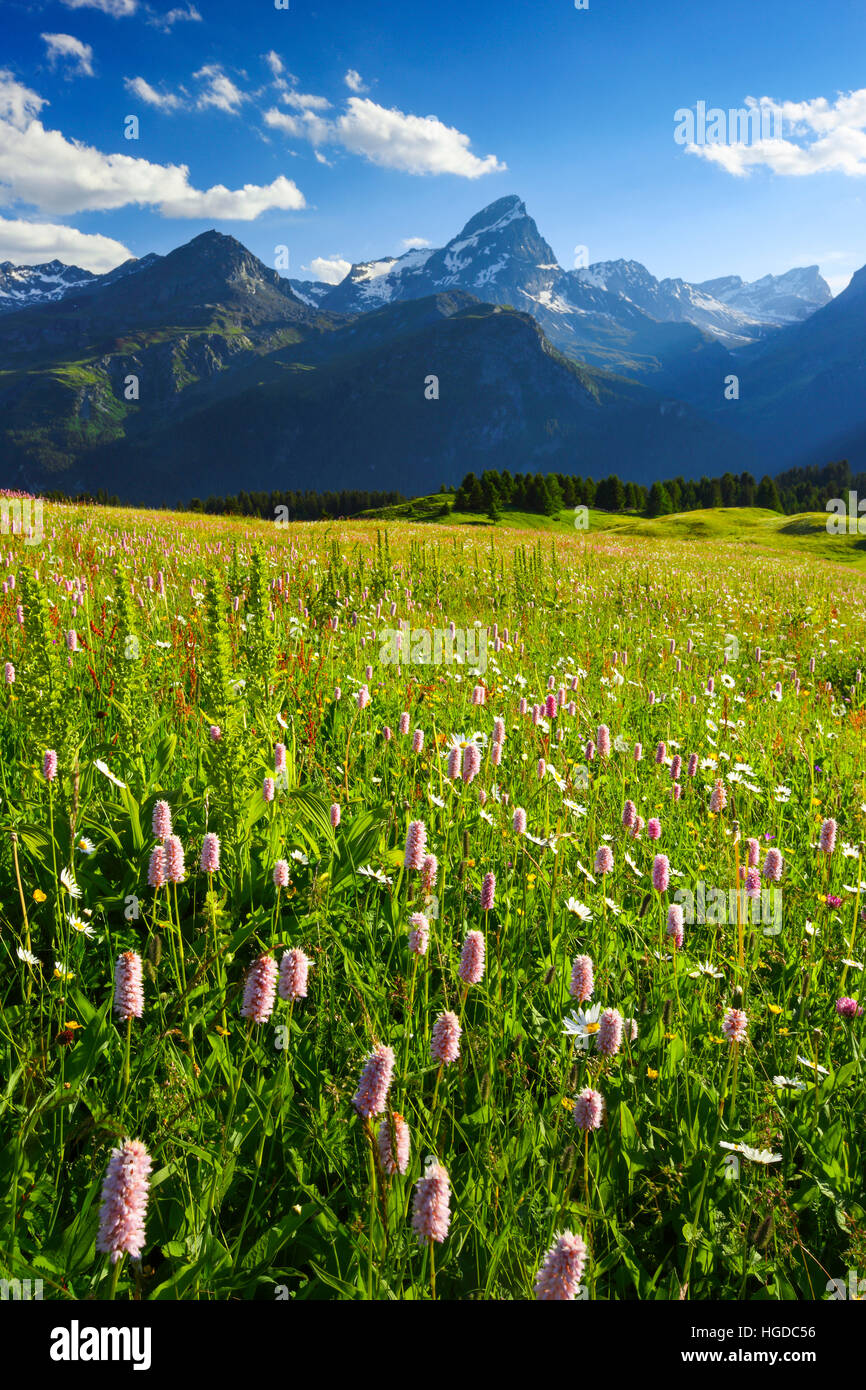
(352, 1042), (395, 1119)
(431, 1010), (461, 1065)
(411, 1158), (451, 1243)
(534, 1231), (587, 1301)
(241, 954), (278, 1024)
(114, 951), (144, 1021)
(96, 1139), (152, 1265)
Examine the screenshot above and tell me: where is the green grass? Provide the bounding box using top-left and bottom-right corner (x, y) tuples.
(0, 503), (864, 1302)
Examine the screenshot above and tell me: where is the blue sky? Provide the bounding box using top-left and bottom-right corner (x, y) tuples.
(2, 0), (865, 292)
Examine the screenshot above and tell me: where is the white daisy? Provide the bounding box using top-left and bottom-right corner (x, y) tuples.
(565, 898), (593, 922)
(93, 758), (127, 789)
(60, 866), (82, 899)
(773, 1075), (807, 1091)
(688, 961), (724, 979)
(797, 1055), (829, 1076)
(563, 1003), (602, 1049)
(17, 946), (39, 966)
(358, 865), (393, 887)
(76, 837), (95, 856)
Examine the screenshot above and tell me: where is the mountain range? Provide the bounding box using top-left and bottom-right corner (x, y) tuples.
(0, 195), (860, 503)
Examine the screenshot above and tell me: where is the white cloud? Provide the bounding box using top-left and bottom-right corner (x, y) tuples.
(282, 89), (331, 112)
(60, 0), (137, 15)
(0, 215), (130, 271)
(159, 176), (304, 219)
(149, 4), (201, 31)
(124, 76), (182, 111)
(41, 34), (95, 77)
(265, 51), (284, 79)
(0, 72), (305, 219)
(0, 71), (47, 129)
(344, 69), (367, 94)
(264, 106), (331, 144)
(401, 236), (430, 249)
(265, 95), (505, 177)
(195, 65), (246, 115)
(306, 256), (351, 284)
(687, 89), (866, 178)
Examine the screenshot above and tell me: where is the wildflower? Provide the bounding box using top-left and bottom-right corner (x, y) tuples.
(60, 866), (81, 899)
(147, 845), (166, 889)
(377, 1113), (411, 1176)
(263, 776), (275, 803)
(647, 817), (661, 841)
(622, 800), (636, 829)
(719, 1141), (782, 1165)
(655, 742), (666, 764)
(404, 820), (427, 871)
(413, 728), (425, 754)
(164, 835), (185, 883)
(408, 913), (429, 955)
(152, 800), (172, 840)
(573, 1087), (604, 1131)
(688, 961), (724, 979)
(512, 806), (527, 835)
(273, 859), (290, 889)
(431, 1010), (461, 1064)
(710, 778), (727, 814)
(462, 741), (480, 783)
(687, 753), (698, 777)
(447, 745), (461, 779)
(594, 845), (613, 875)
(596, 724), (611, 757)
(398, 712), (410, 736)
(458, 930), (485, 985)
(773, 1075), (807, 1090)
(480, 871), (496, 911)
(274, 743), (287, 776)
(563, 1003), (602, 1049)
(114, 951), (144, 1021)
(836, 996), (863, 1020)
(200, 832), (220, 874)
(43, 749), (58, 782)
(411, 1157), (451, 1243)
(722, 1007), (748, 1043)
(565, 898), (593, 921)
(534, 1231), (587, 1301)
(422, 854), (438, 891)
(96, 1139), (152, 1264)
(819, 818), (837, 854)
(356, 685), (371, 710)
(241, 954), (278, 1024)
(278, 947), (310, 1002)
(596, 1008), (623, 1057)
(77, 837), (95, 856)
(763, 848), (783, 881)
(209, 724), (222, 742)
(17, 946), (39, 966)
(330, 803), (340, 829)
(666, 903), (684, 949)
(569, 953), (594, 1002)
(4, 662), (14, 684)
(352, 1042), (395, 1118)
(652, 853), (670, 893)
(797, 1055), (829, 1076)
